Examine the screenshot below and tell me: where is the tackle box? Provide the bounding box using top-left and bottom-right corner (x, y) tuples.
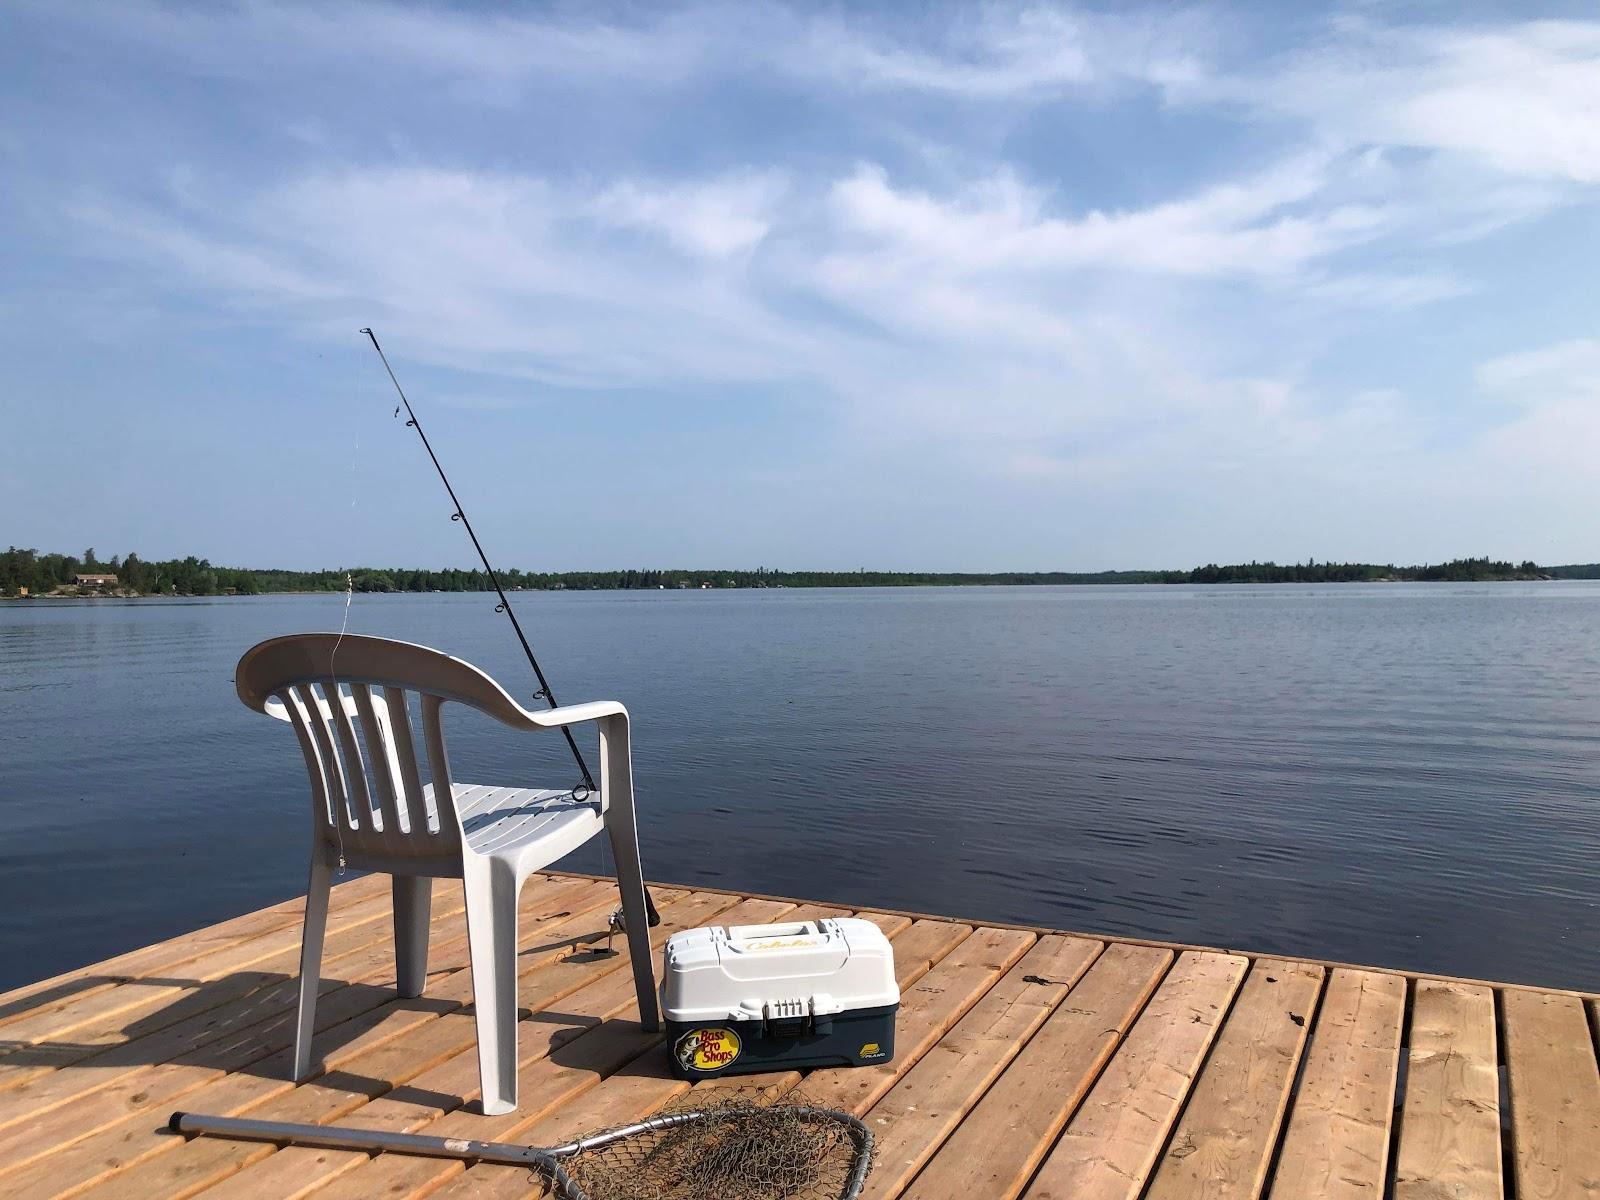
(661, 918), (899, 1080)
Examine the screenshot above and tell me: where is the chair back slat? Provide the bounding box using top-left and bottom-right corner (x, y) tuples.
(383, 685), (434, 834)
(298, 683), (359, 830)
(351, 683), (406, 842)
(325, 683), (379, 835)
(278, 686), (335, 827)
(420, 694), (457, 837)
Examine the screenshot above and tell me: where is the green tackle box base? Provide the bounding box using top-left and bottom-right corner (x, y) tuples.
(666, 1004), (898, 1081)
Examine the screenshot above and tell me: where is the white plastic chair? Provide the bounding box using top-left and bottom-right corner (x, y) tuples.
(236, 632), (659, 1115)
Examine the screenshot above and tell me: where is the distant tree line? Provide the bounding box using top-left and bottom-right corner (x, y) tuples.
(1, 547), (1592, 598)
(1179, 557), (1549, 584)
(1543, 563), (1600, 580)
(1, 547), (263, 596)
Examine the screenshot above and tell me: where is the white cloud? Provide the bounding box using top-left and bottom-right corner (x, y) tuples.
(1477, 338), (1600, 399)
(593, 174), (787, 259)
(795, 4), (1208, 97)
(1205, 18), (1600, 185)
(824, 154), (1392, 279)
(19, 0), (705, 90)
(70, 166), (830, 391)
(39, 0), (1208, 100)
(1466, 339), (1600, 491)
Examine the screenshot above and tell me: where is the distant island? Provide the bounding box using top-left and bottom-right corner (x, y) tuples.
(4, 547), (1597, 599)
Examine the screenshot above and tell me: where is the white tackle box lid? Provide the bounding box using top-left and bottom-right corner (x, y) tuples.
(662, 918), (899, 1024)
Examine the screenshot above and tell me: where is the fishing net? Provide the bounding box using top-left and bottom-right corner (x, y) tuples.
(549, 1088), (873, 1200)
(173, 1085), (874, 1200)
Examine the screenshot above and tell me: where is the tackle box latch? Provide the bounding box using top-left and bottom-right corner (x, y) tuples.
(762, 998), (833, 1038)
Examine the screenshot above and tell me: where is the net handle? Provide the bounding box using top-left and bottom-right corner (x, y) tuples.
(168, 1112), (585, 1199)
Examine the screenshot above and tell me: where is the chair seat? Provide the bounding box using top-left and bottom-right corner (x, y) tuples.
(438, 783), (603, 859)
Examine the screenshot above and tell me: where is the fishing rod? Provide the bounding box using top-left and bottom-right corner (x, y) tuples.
(360, 328), (658, 927)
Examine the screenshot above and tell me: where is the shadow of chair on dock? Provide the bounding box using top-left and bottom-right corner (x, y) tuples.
(0, 917), (622, 1094)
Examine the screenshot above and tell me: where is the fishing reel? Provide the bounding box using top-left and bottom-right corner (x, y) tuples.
(602, 891), (664, 954)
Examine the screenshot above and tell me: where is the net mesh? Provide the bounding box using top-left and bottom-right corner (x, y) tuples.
(553, 1087), (873, 1200)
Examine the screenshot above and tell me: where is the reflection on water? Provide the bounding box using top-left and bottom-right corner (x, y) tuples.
(2, 583), (1597, 990)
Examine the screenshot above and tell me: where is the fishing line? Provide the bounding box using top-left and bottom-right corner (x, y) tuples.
(325, 347), (365, 875)
(327, 572), (354, 874)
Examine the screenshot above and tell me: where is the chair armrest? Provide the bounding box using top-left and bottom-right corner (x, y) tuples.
(518, 700), (627, 730)
(520, 701), (631, 816)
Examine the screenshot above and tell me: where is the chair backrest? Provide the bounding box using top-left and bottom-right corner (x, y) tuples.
(236, 633), (534, 864)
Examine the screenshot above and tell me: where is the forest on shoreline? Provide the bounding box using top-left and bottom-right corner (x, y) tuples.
(4, 546), (1596, 598)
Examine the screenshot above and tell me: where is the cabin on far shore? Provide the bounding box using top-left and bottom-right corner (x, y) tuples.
(74, 573), (118, 588)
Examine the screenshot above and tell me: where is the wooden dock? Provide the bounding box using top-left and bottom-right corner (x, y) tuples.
(1, 870), (1596, 1199)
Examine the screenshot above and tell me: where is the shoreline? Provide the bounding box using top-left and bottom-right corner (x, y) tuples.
(3, 574), (1571, 601)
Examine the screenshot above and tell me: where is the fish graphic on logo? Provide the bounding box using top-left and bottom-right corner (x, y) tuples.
(675, 1027), (742, 1072)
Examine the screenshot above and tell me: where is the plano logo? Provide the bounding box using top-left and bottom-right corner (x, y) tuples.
(676, 1027), (741, 1072)
(859, 1042), (884, 1058)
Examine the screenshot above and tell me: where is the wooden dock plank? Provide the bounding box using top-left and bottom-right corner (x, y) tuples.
(0, 876), (499, 1100)
(0, 873), (386, 1007)
(196, 903), (855, 1200)
(4, 887), (718, 1200)
(378, 904), (875, 1200)
(855, 911), (917, 941)
(0, 925), (283, 1035)
(0, 876), (386, 1022)
(901, 941), (1172, 1200)
(70, 893), (777, 1200)
(1502, 987), (1600, 1200)
(1266, 968), (1406, 1200)
(602, 871), (1600, 1006)
(795, 925), (1039, 1118)
(0, 888), (399, 1054)
(0, 887), (475, 1104)
(1142, 957), (1324, 1200)
(0, 903), (458, 1133)
(859, 934), (1104, 1199)
(0, 873), (1594, 1200)
(429, 1056), (691, 1200)
(1393, 979), (1503, 1200)
(517, 908), (946, 1130)
(241, 1007), (661, 1200)
(189, 899), (818, 1200)
(0, 879), (616, 1144)
(1023, 949), (1249, 1200)
(349, 917), (997, 1200)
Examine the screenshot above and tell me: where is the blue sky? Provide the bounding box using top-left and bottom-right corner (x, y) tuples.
(3, 2), (1598, 571)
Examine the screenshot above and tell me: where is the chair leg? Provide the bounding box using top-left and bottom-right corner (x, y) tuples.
(462, 858), (520, 1116)
(392, 875), (432, 998)
(608, 816), (661, 1032)
(293, 853), (333, 1082)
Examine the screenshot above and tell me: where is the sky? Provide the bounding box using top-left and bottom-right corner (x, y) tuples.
(3, 1), (1598, 572)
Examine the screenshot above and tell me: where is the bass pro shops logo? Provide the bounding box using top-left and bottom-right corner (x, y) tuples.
(675, 1026), (742, 1072)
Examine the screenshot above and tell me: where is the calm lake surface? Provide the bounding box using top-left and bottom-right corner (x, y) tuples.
(2, 585), (1597, 991)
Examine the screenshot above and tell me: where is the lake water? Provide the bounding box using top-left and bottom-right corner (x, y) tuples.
(2, 585), (1597, 992)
